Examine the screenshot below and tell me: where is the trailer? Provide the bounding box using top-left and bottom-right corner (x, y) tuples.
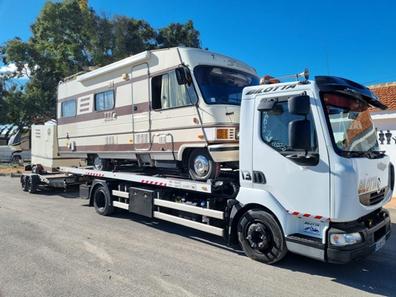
(21, 165), (237, 237)
(21, 73), (393, 265)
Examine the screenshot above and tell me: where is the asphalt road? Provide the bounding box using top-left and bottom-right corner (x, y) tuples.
(0, 176), (395, 297)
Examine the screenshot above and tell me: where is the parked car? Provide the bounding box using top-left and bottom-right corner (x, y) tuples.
(0, 145), (31, 163)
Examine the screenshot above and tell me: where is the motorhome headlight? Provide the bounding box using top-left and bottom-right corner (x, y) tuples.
(329, 232), (362, 246)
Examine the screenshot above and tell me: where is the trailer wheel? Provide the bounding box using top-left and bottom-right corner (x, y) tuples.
(25, 175), (39, 194)
(93, 185), (114, 216)
(21, 175), (28, 192)
(238, 209), (287, 264)
(187, 149), (219, 181)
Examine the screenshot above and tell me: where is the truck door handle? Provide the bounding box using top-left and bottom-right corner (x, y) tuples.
(253, 171), (266, 184)
(134, 105), (138, 111)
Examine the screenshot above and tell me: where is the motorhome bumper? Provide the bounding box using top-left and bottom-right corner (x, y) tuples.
(208, 144), (239, 162)
(326, 210), (391, 264)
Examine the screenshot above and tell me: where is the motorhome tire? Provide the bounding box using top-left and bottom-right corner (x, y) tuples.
(93, 156), (111, 171)
(187, 149), (218, 181)
(238, 209), (287, 264)
(93, 185), (114, 216)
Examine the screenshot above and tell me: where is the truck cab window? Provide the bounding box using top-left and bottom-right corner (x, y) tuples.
(95, 90), (114, 111)
(260, 99), (317, 153)
(151, 70), (197, 110)
(61, 99), (76, 118)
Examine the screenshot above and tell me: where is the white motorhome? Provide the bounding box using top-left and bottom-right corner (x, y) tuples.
(57, 47), (258, 180)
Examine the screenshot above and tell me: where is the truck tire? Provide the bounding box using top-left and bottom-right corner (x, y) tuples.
(187, 149), (219, 181)
(93, 185), (114, 216)
(238, 209), (287, 264)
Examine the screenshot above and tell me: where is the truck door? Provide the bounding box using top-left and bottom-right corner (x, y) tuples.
(251, 91), (330, 219)
(132, 63), (151, 150)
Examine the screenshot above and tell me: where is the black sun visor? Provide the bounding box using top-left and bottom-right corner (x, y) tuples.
(315, 76), (388, 110)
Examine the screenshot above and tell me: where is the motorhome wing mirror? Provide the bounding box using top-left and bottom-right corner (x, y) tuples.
(288, 119), (311, 151)
(175, 67), (193, 85)
(288, 95), (310, 115)
(257, 98), (278, 111)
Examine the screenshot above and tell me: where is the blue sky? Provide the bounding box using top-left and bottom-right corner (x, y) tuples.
(0, 0), (395, 85)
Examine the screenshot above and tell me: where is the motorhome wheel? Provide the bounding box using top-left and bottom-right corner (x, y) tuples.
(188, 149), (218, 181)
(93, 156), (111, 171)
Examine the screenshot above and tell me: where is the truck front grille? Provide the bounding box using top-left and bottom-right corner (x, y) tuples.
(359, 187), (388, 206)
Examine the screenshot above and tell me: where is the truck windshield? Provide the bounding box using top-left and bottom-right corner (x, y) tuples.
(322, 93), (381, 156)
(194, 65), (259, 105)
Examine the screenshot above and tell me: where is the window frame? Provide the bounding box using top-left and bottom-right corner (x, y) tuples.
(259, 97), (318, 155)
(151, 69), (198, 111)
(61, 99), (77, 118)
(94, 90), (115, 112)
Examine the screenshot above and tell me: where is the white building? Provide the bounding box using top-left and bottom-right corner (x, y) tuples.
(369, 82), (396, 163)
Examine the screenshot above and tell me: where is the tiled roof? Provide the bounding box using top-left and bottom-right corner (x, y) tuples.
(369, 82), (396, 112)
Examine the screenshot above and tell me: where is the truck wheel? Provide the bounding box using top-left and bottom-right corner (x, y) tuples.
(187, 149), (219, 181)
(93, 185), (114, 216)
(93, 156), (111, 171)
(238, 209), (287, 264)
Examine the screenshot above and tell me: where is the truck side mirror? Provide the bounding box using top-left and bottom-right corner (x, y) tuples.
(288, 95), (310, 115)
(175, 67), (192, 85)
(289, 119), (311, 151)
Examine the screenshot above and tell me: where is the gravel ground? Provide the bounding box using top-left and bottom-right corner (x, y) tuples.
(0, 176), (395, 297)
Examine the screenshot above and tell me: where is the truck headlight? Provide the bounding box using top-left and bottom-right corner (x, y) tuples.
(330, 232), (362, 246)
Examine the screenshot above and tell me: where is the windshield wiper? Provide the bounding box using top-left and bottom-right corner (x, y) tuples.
(341, 150), (385, 159)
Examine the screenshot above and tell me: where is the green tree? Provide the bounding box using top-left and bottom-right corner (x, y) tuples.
(157, 20), (200, 48)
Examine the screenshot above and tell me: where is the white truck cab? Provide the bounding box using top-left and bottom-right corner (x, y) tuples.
(232, 75), (392, 263)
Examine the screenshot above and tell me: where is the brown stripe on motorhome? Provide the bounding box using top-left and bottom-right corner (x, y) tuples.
(57, 123), (239, 139)
(57, 65), (181, 103)
(80, 97), (90, 102)
(58, 141), (207, 153)
(79, 108), (90, 112)
(58, 102), (149, 125)
(79, 102), (90, 107)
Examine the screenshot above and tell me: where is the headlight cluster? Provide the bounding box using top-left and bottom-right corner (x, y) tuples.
(329, 232), (362, 246)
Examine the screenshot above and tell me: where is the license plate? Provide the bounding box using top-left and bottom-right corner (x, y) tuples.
(375, 236), (386, 252)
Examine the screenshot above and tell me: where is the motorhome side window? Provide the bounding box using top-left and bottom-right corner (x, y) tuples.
(95, 90), (115, 111)
(151, 70), (197, 110)
(260, 99), (317, 152)
(61, 99), (76, 118)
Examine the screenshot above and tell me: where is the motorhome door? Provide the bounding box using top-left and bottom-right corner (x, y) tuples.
(132, 63), (151, 150)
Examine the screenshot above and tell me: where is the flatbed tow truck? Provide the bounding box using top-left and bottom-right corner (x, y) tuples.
(21, 74), (393, 264)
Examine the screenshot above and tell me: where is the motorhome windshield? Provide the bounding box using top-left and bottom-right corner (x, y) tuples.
(322, 93), (381, 156)
(194, 66), (258, 105)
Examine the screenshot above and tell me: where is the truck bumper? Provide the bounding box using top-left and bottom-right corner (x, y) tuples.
(326, 209), (391, 264)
